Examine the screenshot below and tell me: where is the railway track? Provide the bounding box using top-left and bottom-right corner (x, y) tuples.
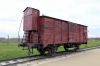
(0, 46), (100, 66)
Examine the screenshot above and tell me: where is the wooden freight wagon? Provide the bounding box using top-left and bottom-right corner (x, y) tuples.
(19, 7), (88, 56)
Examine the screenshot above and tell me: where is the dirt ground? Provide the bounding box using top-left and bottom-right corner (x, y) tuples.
(35, 49), (100, 66)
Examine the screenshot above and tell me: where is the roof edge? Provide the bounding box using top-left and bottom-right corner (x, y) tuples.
(40, 15), (88, 27)
(23, 7), (39, 12)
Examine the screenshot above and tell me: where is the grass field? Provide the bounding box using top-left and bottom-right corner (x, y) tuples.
(0, 40), (100, 60)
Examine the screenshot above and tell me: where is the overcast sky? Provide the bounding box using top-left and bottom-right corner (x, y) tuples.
(0, 0), (100, 38)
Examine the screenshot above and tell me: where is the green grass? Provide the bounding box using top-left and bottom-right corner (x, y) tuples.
(0, 40), (100, 60)
(0, 43), (39, 60)
(80, 40), (100, 48)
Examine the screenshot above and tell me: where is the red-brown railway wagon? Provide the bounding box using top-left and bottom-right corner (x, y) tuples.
(19, 7), (88, 56)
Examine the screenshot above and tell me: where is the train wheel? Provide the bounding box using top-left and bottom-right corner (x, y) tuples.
(38, 49), (44, 55)
(37, 45), (45, 55)
(74, 44), (79, 51)
(64, 45), (68, 51)
(37, 48), (45, 55)
(48, 47), (57, 56)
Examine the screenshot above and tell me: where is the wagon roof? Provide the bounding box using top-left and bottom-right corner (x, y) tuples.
(40, 15), (88, 27)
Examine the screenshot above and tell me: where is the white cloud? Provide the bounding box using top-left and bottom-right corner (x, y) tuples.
(0, 0), (100, 37)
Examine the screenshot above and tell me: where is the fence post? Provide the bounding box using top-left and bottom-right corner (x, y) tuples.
(7, 35), (9, 45)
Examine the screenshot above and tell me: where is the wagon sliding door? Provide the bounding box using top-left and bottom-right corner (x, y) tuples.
(43, 18), (54, 46)
(83, 26), (87, 44)
(62, 22), (68, 43)
(54, 20), (61, 44)
(79, 26), (87, 44)
(69, 23), (78, 43)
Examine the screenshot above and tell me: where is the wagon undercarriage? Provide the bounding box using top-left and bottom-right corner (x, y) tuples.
(18, 43), (81, 56)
